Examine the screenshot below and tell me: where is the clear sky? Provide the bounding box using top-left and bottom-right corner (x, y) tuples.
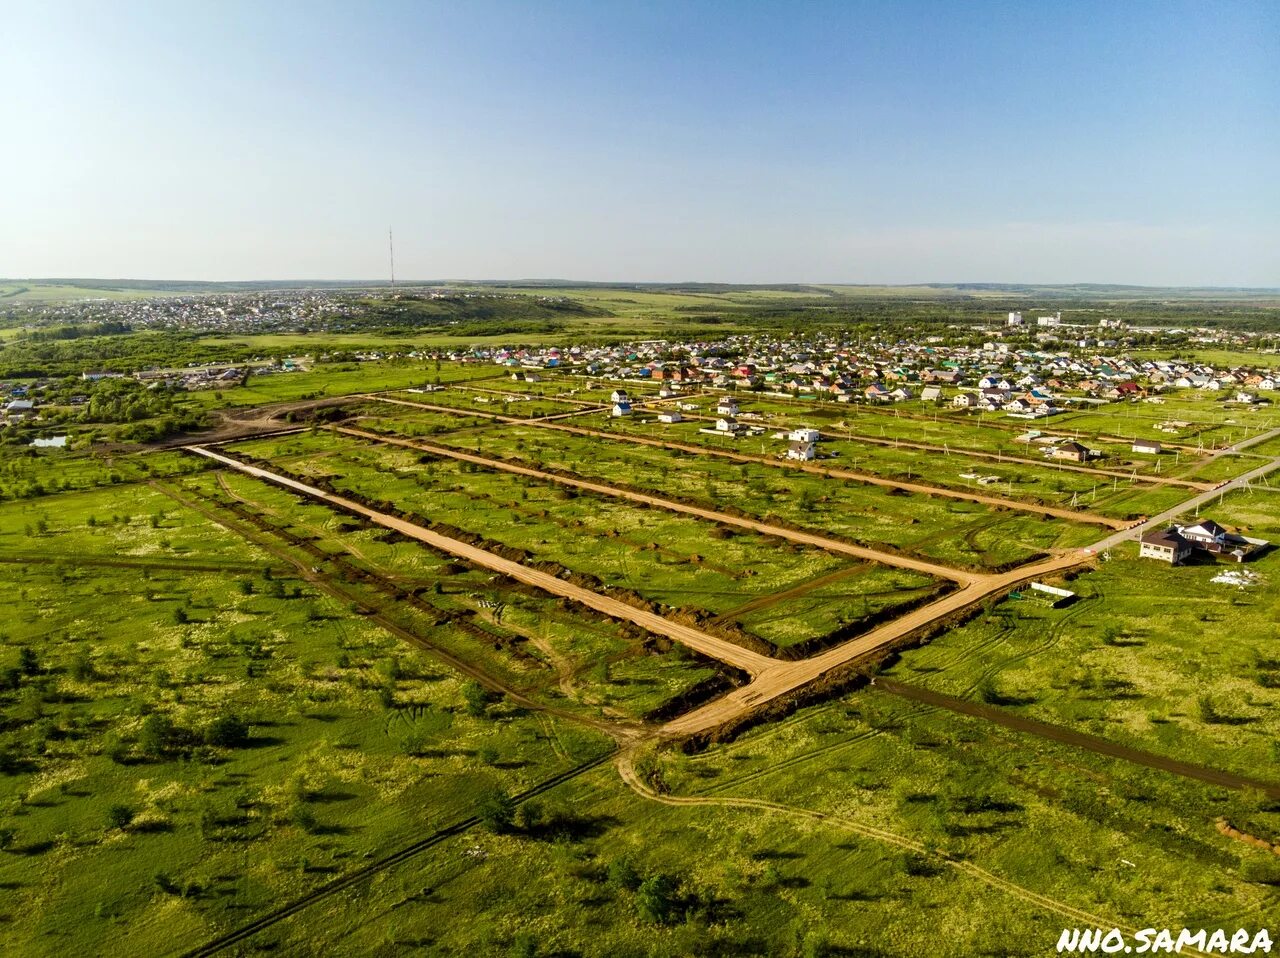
(2, 0), (1276, 285)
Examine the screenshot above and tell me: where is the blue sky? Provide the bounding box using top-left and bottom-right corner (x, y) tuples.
(2, 0), (1276, 284)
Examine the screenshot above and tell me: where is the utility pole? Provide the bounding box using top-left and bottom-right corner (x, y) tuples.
(389, 227), (395, 288)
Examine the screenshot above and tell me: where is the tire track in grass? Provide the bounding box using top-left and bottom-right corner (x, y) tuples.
(870, 678), (1280, 799)
(615, 751), (1157, 942)
(180, 748), (618, 957)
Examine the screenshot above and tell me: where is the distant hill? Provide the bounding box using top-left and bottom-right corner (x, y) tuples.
(3, 277), (1278, 303)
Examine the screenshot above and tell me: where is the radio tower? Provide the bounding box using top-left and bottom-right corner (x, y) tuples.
(388, 227), (395, 288)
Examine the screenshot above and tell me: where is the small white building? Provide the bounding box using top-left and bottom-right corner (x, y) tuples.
(610, 389), (630, 404)
(716, 397), (739, 416)
(611, 401), (632, 417)
(1132, 439), (1162, 454)
(657, 410), (682, 424)
(788, 427), (821, 443)
(786, 440), (816, 461)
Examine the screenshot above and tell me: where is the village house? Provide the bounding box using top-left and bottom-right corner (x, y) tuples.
(1140, 518), (1269, 565)
(787, 439), (817, 461)
(657, 410), (682, 424)
(611, 399), (632, 417)
(716, 397), (739, 416)
(1049, 441), (1092, 463)
(1132, 439), (1162, 455)
(1139, 529), (1193, 564)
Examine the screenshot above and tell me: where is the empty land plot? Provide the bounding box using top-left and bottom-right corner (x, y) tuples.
(175, 361), (499, 413)
(1169, 451), (1271, 484)
(0, 479), (612, 957)
(624, 394), (1158, 462)
(879, 494), (1280, 780)
(185, 468), (723, 721)
(345, 405), (498, 437)
(255, 687), (1280, 956)
(0, 449), (211, 502)
(382, 386), (587, 419)
(407, 421), (1101, 570)
(225, 431), (936, 652)
(520, 397), (1187, 520)
(728, 565), (943, 651)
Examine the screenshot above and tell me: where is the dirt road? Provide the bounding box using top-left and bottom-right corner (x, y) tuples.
(366, 395), (1127, 528)
(659, 550), (1090, 739)
(655, 408), (1214, 490)
(186, 445), (777, 676)
(334, 425), (981, 585)
(872, 678), (1280, 797)
(615, 751), (1145, 935)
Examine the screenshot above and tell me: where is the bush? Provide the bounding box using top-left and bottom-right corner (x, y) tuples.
(290, 803), (319, 833)
(635, 873), (680, 924)
(462, 681), (491, 717)
(106, 804), (134, 831)
(476, 786), (514, 833)
(1241, 857), (1280, 885)
(607, 856), (642, 892)
(204, 714), (250, 748)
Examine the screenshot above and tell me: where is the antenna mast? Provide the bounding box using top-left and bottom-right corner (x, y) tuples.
(388, 227), (395, 288)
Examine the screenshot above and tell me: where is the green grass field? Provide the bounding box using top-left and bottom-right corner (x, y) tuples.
(386, 416), (1102, 570)
(228, 430), (941, 652)
(880, 487), (1280, 780)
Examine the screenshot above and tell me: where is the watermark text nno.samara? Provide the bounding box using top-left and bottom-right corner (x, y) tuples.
(1057, 928), (1273, 954)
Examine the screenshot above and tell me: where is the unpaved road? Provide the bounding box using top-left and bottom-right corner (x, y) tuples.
(187, 439), (1094, 741)
(187, 445), (777, 676)
(659, 551), (1090, 738)
(366, 395), (1127, 528)
(614, 752), (1149, 937)
(334, 425), (982, 585)
(657, 408), (1215, 490)
(873, 678), (1280, 798)
(1089, 443), (1280, 554)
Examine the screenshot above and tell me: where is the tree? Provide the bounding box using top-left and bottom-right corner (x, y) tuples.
(17, 647), (39, 676)
(106, 804), (134, 831)
(461, 680), (491, 717)
(635, 873), (680, 924)
(476, 786), (514, 833)
(204, 714), (250, 748)
(138, 714), (174, 756)
(607, 856), (642, 892)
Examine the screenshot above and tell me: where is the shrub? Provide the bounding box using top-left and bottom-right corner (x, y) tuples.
(204, 714), (250, 748)
(476, 786), (514, 833)
(635, 873), (680, 924)
(106, 804), (134, 831)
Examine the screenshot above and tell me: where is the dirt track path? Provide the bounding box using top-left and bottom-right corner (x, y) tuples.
(187, 441), (1095, 741)
(872, 678), (1280, 798)
(186, 445), (777, 676)
(708, 563), (876, 624)
(334, 425), (980, 585)
(614, 751), (1145, 936)
(367, 395), (1126, 528)
(663, 409), (1215, 490)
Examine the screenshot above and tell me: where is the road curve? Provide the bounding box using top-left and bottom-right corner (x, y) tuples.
(334, 424), (980, 586)
(659, 550), (1089, 739)
(366, 395), (1126, 529)
(185, 445), (776, 676)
